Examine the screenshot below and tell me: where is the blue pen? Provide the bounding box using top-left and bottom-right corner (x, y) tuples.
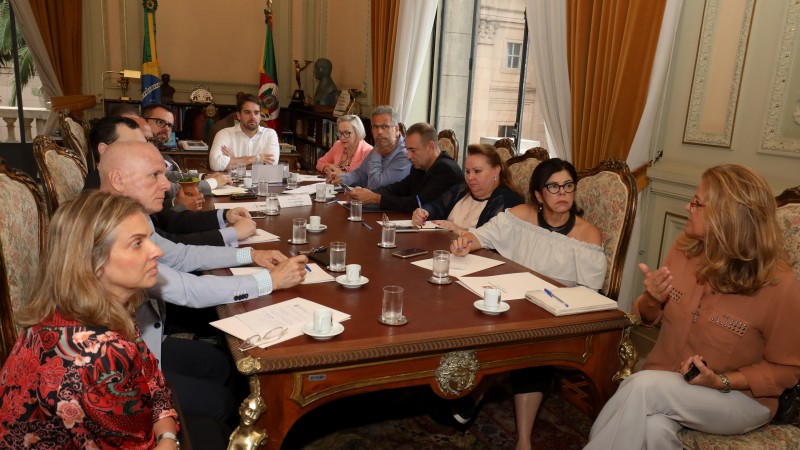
(361, 221), (373, 231)
(416, 195), (426, 225)
(288, 250), (311, 272)
(544, 288), (569, 307)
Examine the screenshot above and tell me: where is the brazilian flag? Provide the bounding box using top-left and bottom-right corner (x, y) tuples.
(141, 0), (161, 105)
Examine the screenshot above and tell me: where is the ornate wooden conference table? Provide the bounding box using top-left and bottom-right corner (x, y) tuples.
(211, 188), (638, 450)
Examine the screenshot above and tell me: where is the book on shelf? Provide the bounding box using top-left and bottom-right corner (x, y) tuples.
(525, 286), (618, 316)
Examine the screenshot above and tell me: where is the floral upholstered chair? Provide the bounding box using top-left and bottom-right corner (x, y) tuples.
(58, 109), (92, 172)
(676, 185), (800, 449)
(33, 135), (87, 214)
(505, 147), (550, 204)
(437, 129), (459, 162)
(493, 138), (514, 163)
(574, 158), (637, 299)
(0, 159), (48, 365)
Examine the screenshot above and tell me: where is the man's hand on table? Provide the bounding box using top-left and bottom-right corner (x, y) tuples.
(251, 250), (289, 270)
(347, 187), (380, 205)
(326, 172), (342, 185)
(226, 207), (251, 224)
(232, 219), (257, 240)
(207, 172), (231, 186)
(270, 256), (309, 290)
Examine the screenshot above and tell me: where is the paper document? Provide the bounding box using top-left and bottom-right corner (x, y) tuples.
(283, 183), (322, 195)
(278, 194), (312, 208)
(229, 264), (334, 285)
(525, 286), (618, 316)
(411, 253), (504, 277)
(457, 272), (556, 300)
(211, 186), (248, 196)
(298, 174), (326, 182)
(210, 297), (350, 348)
(376, 219), (446, 232)
(214, 201), (264, 212)
(238, 229), (280, 245)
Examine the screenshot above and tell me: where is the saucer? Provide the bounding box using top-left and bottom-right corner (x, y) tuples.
(377, 242), (397, 248)
(327, 265), (346, 272)
(473, 300), (510, 315)
(378, 314), (408, 326)
(306, 224), (328, 233)
(347, 217), (363, 222)
(302, 322), (344, 340)
(335, 275), (369, 288)
(287, 239), (308, 245)
(314, 196), (336, 203)
(428, 276), (453, 285)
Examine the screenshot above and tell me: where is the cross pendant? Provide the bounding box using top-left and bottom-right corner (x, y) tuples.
(691, 307), (700, 324)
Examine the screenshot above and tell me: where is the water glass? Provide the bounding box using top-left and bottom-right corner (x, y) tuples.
(243, 177), (253, 188)
(257, 181), (269, 196)
(280, 163), (289, 183)
(380, 222), (396, 247)
(329, 241), (346, 272)
(381, 286), (405, 325)
(232, 164), (246, 182)
(287, 172), (299, 189)
(432, 250), (450, 279)
(265, 193), (280, 215)
(292, 218), (307, 244)
(315, 183), (327, 200)
(350, 199), (363, 221)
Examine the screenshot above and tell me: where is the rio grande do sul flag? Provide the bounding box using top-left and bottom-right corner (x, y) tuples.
(141, 0), (161, 105)
(259, 4), (280, 132)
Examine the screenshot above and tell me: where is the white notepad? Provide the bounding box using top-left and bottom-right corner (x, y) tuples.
(525, 286), (619, 316)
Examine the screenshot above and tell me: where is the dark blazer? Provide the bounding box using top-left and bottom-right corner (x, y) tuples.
(151, 209), (227, 246)
(375, 152), (464, 213)
(422, 183), (523, 228)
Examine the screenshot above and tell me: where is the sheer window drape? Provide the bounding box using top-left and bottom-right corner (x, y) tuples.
(371, 0), (400, 107)
(568, 0), (666, 170)
(389, 1), (438, 123)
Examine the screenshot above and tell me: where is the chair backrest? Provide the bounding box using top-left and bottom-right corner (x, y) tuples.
(208, 111), (237, 147)
(58, 109), (92, 171)
(505, 147), (551, 204)
(494, 138), (514, 162)
(0, 159), (47, 365)
(33, 135), (87, 214)
(575, 158), (637, 299)
(437, 129), (459, 161)
(776, 186), (800, 281)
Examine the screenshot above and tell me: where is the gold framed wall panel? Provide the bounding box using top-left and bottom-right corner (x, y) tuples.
(760, 0), (800, 157)
(683, 0), (755, 148)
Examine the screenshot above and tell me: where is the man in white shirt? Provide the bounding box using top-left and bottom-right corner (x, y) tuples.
(208, 93), (280, 171)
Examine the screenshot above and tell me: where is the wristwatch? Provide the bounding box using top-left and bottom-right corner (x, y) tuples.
(716, 371), (731, 393)
(156, 431), (181, 449)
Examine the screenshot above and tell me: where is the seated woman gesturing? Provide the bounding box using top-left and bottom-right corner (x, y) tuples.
(0, 191), (180, 450)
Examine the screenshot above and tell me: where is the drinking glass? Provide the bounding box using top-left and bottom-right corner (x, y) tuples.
(257, 181), (270, 196)
(381, 286), (405, 325)
(287, 172), (299, 189)
(292, 218), (307, 244)
(350, 199), (363, 221)
(315, 183), (327, 201)
(329, 241), (346, 272)
(380, 222), (396, 248)
(432, 250), (450, 279)
(265, 193), (280, 215)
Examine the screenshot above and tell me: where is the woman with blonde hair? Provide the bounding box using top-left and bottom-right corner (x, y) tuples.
(316, 114), (373, 176)
(586, 164), (800, 449)
(0, 191), (180, 449)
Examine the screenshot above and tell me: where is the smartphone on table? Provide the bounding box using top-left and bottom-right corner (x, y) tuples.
(392, 248), (428, 259)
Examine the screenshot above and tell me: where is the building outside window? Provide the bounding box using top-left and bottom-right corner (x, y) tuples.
(505, 42), (522, 70)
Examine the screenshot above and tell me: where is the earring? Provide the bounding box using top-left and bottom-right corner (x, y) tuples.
(493, 176), (498, 181)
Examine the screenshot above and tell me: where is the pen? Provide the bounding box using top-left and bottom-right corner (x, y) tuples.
(544, 288), (569, 307)
(416, 195), (425, 225)
(489, 282), (507, 293)
(361, 221), (373, 231)
(288, 250), (312, 272)
(326, 199), (339, 204)
(456, 239), (473, 252)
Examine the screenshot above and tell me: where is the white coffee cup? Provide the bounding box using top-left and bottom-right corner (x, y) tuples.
(346, 264), (361, 283)
(309, 215), (322, 230)
(313, 308), (333, 334)
(483, 288), (501, 310)
(243, 177), (253, 188)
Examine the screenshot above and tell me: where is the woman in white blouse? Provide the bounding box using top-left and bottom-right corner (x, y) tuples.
(450, 158), (606, 450)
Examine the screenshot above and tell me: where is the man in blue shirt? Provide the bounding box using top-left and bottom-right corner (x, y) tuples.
(328, 105), (411, 190)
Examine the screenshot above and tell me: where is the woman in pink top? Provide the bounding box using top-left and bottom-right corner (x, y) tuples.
(316, 114), (373, 176)
(586, 164), (800, 449)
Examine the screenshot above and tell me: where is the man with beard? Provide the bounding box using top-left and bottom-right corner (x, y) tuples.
(208, 92), (280, 171)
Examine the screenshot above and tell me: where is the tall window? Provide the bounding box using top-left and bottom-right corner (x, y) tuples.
(505, 42), (522, 70)
(433, 0), (547, 162)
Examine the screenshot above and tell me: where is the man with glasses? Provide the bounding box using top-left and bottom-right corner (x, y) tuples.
(329, 105), (411, 190)
(347, 122), (463, 212)
(142, 103), (231, 210)
(208, 92), (280, 171)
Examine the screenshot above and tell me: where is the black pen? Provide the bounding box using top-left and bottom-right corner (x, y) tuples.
(361, 221), (373, 231)
(288, 250), (312, 272)
(544, 288), (568, 307)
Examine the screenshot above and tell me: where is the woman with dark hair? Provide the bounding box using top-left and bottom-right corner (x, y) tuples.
(0, 191), (180, 449)
(451, 158), (606, 450)
(586, 165), (800, 449)
(411, 143), (523, 235)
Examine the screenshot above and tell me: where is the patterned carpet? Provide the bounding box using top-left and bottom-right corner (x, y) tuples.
(283, 375), (592, 450)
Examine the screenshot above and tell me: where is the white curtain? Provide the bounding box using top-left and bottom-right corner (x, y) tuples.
(617, 0), (685, 311)
(389, 1), (438, 123)
(524, 0), (571, 161)
(9, 0), (63, 135)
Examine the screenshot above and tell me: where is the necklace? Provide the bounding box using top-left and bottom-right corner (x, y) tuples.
(538, 209), (576, 236)
(468, 191), (491, 202)
(691, 288), (715, 324)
